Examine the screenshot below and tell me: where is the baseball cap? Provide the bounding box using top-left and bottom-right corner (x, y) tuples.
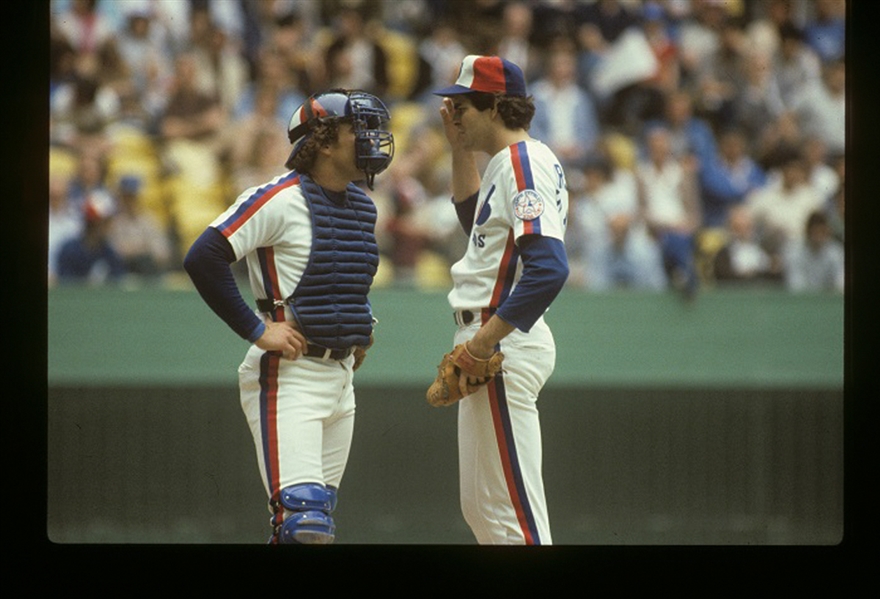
(83, 190), (116, 223)
(433, 55), (527, 98)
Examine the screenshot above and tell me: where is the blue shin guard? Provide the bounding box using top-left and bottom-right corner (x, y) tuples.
(277, 483), (337, 544)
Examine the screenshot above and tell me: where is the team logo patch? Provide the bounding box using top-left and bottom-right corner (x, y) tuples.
(513, 190), (545, 221)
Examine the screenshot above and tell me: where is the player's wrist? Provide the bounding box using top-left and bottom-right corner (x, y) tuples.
(465, 339), (494, 360)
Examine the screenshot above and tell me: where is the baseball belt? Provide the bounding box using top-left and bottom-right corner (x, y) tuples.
(453, 308), (495, 326)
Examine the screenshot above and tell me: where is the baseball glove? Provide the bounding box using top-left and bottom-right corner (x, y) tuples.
(426, 343), (504, 407)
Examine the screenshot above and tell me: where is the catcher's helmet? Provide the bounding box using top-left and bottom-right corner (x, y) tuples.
(285, 89), (394, 188)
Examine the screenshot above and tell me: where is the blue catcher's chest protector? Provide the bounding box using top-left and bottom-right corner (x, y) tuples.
(287, 174), (379, 350)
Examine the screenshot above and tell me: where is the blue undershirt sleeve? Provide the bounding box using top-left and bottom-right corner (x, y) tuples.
(454, 192), (479, 236)
(183, 227), (266, 343)
(494, 235), (569, 333)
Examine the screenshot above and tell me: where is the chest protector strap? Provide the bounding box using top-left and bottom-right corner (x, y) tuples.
(287, 175), (379, 350)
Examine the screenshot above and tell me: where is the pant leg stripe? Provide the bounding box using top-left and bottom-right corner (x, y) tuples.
(488, 373), (542, 545)
(259, 351), (282, 503)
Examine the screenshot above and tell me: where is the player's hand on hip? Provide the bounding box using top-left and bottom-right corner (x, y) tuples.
(255, 321), (308, 360)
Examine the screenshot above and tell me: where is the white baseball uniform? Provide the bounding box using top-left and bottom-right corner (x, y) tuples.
(450, 139), (568, 545)
(210, 171), (358, 514)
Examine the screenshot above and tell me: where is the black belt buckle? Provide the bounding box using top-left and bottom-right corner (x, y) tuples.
(455, 310), (475, 325)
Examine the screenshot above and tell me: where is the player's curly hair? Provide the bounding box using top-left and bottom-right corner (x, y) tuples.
(288, 119), (342, 173)
(470, 91), (535, 131)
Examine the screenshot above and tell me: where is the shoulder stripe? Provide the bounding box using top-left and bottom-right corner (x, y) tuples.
(216, 172), (301, 237)
(510, 143), (542, 235)
(509, 142), (534, 192)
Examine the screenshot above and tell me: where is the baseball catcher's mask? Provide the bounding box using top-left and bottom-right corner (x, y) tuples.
(285, 89), (395, 189)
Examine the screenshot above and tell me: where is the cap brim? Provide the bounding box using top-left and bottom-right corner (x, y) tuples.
(432, 84), (479, 97)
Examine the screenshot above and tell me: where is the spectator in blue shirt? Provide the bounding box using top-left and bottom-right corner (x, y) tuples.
(803, 0), (846, 63)
(56, 190), (127, 285)
(698, 126), (767, 229)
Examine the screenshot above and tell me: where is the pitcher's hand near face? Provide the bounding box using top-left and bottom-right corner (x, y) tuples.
(439, 97), (464, 147)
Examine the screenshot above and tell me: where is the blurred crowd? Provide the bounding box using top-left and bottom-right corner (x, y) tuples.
(48, 0), (846, 297)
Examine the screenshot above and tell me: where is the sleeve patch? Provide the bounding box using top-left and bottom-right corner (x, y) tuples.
(513, 189), (545, 221)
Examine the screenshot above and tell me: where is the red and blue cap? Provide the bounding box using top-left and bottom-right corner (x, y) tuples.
(433, 55), (527, 98)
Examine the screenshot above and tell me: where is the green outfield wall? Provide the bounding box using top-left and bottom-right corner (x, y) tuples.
(48, 286), (843, 388)
(46, 287), (844, 545)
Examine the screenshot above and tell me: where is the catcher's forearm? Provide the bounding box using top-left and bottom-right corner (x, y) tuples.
(466, 315), (515, 359)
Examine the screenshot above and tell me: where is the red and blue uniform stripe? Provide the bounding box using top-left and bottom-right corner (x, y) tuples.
(510, 142), (542, 236)
(259, 350), (283, 512)
(482, 310), (543, 545)
(215, 172), (301, 238)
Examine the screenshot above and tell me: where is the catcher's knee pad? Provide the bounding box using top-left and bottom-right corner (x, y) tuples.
(278, 483), (336, 544)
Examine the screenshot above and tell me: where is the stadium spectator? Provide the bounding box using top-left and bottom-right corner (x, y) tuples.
(692, 14), (748, 132)
(783, 210), (844, 293)
(65, 148), (113, 213)
(53, 0), (115, 58)
(158, 51), (226, 154)
(800, 135), (841, 208)
(789, 57), (845, 156)
(566, 155), (666, 291)
(746, 146), (824, 264)
(530, 43), (601, 171)
(698, 126), (767, 230)
(55, 190), (127, 285)
(158, 51), (228, 257)
(442, 0), (506, 52)
(712, 204), (782, 286)
(638, 2), (681, 111)
(48, 172), (82, 286)
(409, 17), (468, 104)
(323, 5), (389, 97)
(584, 2), (674, 136)
(188, 8), (249, 117)
(825, 182), (845, 244)
(106, 175), (173, 280)
(803, 0), (846, 63)
(233, 46), (307, 124)
(575, 0), (640, 47)
(643, 89), (717, 169)
(729, 49), (787, 152)
(494, 0), (542, 81)
(772, 22), (822, 111)
(112, 4), (174, 130)
(44, 0), (847, 296)
(219, 83), (290, 192)
(636, 125), (701, 299)
(50, 51), (122, 148)
(262, 9), (324, 96)
(744, 0), (796, 59)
